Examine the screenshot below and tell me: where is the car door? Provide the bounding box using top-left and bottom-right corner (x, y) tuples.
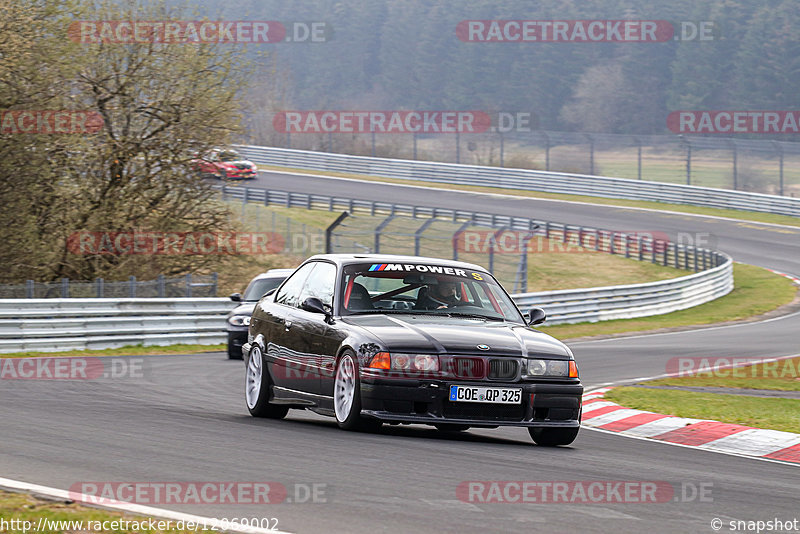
(263, 262), (316, 393)
(287, 261), (340, 396)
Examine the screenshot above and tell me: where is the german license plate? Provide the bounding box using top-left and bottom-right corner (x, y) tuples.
(449, 385), (522, 404)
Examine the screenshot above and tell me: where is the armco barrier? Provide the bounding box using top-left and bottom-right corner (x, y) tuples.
(0, 259), (732, 353)
(0, 298), (234, 353)
(513, 257), (733, 324)
(234, 145), (800, 218)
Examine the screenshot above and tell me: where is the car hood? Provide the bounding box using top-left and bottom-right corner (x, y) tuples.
(342, 314), (571, 359)
(228, 302), (257, 317)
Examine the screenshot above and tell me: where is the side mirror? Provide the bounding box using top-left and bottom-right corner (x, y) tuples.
(301, 297), (330, 318)
(527, 307), (546, 326)
(229, 293), (242, 302)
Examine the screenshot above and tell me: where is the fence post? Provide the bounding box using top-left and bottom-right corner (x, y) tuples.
(520, 233), (534, 293)
(585, 134), (594, 175)
(129, 276), (136, 298)
(61, 278), (69, 298)
(158, 275), (165, 297)
(729, 139), (738, 190)
(634, 136), (642, 180)
(542, 131), (550, 171)
(681, 136), (692, 185)
(371, 131), (376, 157)
(672, 242), (679, 268)
(413, 132), (418, 160)
(26, 280), (34, 298)
(325, 212), (350, 254)
(773, 141), (784, 196)
(374, 215), (394, 253)
(499, 132), (504, 167)
(211, 272), (218, 296)
(452, 221), (471, 261)
(455, 131), (460, 164)
(414, 218), (436, 256)
(96, 278), (104, 298)
(186, 273), (192, 297)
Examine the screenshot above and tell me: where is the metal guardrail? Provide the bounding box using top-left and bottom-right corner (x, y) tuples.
(514, 258), (733, 324)
(0, 299), (234, 353)
(234, 145), (800, 218)
(0, 255), (732, 353)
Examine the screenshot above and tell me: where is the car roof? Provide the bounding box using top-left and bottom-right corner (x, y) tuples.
(302, 254), (489, 273)
(250, 268), (295, 281)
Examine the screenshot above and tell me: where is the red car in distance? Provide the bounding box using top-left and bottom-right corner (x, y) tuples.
(192, 148), (258, 180)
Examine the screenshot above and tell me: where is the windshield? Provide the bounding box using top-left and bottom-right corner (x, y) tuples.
(243, 276), (286, 301)
(218, 150), (241, 162)
(340, 263), (525, 323)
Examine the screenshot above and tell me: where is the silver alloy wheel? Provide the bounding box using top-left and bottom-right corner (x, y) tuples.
(246, 346), (263, 409)
(334, 354), (356, 423)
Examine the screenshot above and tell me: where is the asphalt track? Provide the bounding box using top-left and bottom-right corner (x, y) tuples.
(1, 170), (799, 533)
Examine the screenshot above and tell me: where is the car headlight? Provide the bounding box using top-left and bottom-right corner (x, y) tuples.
(527, 359), (577, 377)
(228, 315), (251, 327)
(367, 352), (440, 372)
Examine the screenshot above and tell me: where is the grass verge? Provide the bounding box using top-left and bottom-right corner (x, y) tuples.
(605, 387), (800, 434)
(258, 164), (800, 228)
(0, 343), (225, 359)
(541, 263), (797, 339)
(0, 490), (206, 534)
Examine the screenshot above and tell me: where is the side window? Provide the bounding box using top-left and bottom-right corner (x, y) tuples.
(274, 263), (316, 308)
(298, 262), (337, 309)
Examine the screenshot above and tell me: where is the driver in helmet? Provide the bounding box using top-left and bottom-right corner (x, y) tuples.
(415, 279), (460, 310)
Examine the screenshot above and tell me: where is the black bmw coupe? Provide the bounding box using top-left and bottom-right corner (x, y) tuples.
(242, 254), (583, 446)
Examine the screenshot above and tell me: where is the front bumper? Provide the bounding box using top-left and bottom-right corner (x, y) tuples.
(227, 328), (248, 356)
(360, 378), (583, 428)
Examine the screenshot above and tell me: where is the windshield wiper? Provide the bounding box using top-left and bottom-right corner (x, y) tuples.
(445, 312), (506, 321)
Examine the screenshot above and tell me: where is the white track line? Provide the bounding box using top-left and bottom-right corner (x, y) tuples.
(0, 477), (292, 534)
(570, 309), (800, 345)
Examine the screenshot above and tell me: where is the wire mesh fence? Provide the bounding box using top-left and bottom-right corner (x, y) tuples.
(325, 213), (710, 293)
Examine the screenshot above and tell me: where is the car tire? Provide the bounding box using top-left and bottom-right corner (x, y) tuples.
(245, 344), (289, 419)
(528, 427), (579, 446)
(333, 351), (381, 432)
(434, 424), (470, 432)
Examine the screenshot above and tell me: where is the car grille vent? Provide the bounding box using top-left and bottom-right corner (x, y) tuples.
(452, 357), (485, 379)
(488, 359), (518, 379)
